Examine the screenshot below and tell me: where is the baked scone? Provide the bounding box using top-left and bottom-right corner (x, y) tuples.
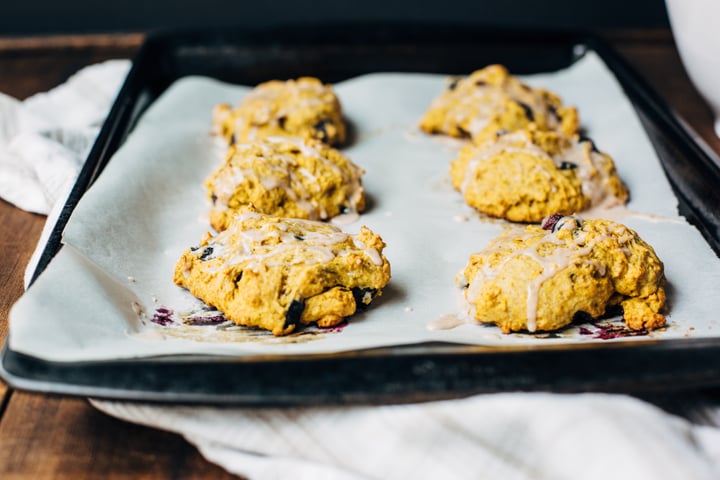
(205, 136), (366, 232)
(419, 65), (579, 143)
(459, 215), (666, 334)
(213, 77), (346, 146)
(449, 128), (628, 223)
(174, 207), (391, 336)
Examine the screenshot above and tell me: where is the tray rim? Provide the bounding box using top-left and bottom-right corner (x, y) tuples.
(4, 24), (720, 404)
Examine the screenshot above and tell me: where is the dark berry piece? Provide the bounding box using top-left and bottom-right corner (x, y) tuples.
(210, 194), (218, 204)
(559, 161), (577, 170)
(604, 304), (624, 318)
(591, 323), (648, 340)
(199, 246), (214, 261)
(552, 215), (583, 233)
(277, 115), (287, 129)
(294, 235), (305, 241)
(495, 128), (509, 137)
(284, 299), (305, 329)
(234, 271), (243, 283)
(572, 311), (593, 323)
(448, 77), (461, 90)
(456, 125), (471, 138)
(152, 307), (175, 326)
(474, 80), (487, 87)
(229, 133), (236, 145)
(548, 104), (559, 120)
(313, 119), (330, 142)
(541, 214), (563, 231)
(351, 287), (377, 310)
(518, 102), (534, 121)
(578, 136), (600, 153)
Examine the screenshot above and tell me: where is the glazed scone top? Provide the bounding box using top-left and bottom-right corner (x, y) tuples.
(205, 136), (365, 231)
(450, 128), (629, 222)
(213, 77), (346, 146)
(420, 65), (579, 142)
(179, 210), (387, 274)
(173, 208), (391, 335)
(460, 216), (666, 333)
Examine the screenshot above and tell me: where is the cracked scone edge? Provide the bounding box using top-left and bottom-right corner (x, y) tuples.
(459, 216), (666, 334)
(174, 209), (391, 336)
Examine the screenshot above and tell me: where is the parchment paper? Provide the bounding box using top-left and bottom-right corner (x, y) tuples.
(10, 52), (720, 362)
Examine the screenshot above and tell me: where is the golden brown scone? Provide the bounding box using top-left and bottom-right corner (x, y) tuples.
(419, 65), (579, 143)
(205, 136), (365, 231)
(174, 207), (391, 336)
(449, 128), (628, 223)
(459, 215), (666, 333)
(213, 77), (346, 146)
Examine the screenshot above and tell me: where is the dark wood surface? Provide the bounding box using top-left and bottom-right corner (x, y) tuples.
(0, 30), (718, 479)
(0, 33), (238, 480)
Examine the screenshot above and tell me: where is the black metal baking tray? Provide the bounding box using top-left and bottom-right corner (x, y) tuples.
(3, 25), (720, 405)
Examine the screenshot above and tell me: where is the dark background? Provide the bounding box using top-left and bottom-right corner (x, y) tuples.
(0, 0), (670, 35)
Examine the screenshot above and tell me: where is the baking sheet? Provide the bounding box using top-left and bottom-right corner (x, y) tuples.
(9, 51), (720, 362)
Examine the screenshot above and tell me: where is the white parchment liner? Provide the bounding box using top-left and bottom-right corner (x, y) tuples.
(10, 52), (720, 362)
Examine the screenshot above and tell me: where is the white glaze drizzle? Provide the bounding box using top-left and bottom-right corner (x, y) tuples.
(460, 132), (549, 194)
(560, 139), (624, 209)
(194, 212), (383, 275)
(427, 313), (467, 331)
(240, 80), (330, 125)
(465, 225), (617, 332)
(210, 136), (364, 221)
(460, 133), (626, 212)
(430, 72), (549, 138)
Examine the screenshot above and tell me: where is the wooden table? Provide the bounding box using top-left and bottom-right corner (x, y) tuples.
(0, 30), (718, 479)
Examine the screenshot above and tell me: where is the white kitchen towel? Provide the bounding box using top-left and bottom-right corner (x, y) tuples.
(0, 59), (130, 215)
(91, 393), (720, 480)
(8, 61), (720, 480)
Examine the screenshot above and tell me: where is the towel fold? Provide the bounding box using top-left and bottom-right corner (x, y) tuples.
(92, 393), (720, 480)
(0, 59), (130, 215)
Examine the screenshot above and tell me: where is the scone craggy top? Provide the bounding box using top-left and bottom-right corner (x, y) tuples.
(174, 209), (391, 336)
(461, 217), (665, 334)
(212, 77), (346, 146)
(449, 128), (628, 222)
(205, 136), (366, 231)
(419, 64), (579, 142)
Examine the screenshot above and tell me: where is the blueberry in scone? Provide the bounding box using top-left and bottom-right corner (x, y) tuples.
(420, 65), (579, 143)
(458, 215), (666, 333)
(213, 77), (346, 146)
(449, 128), (628, 223)
(174, 207), (391, 336)
(205, 136), (366, 232)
